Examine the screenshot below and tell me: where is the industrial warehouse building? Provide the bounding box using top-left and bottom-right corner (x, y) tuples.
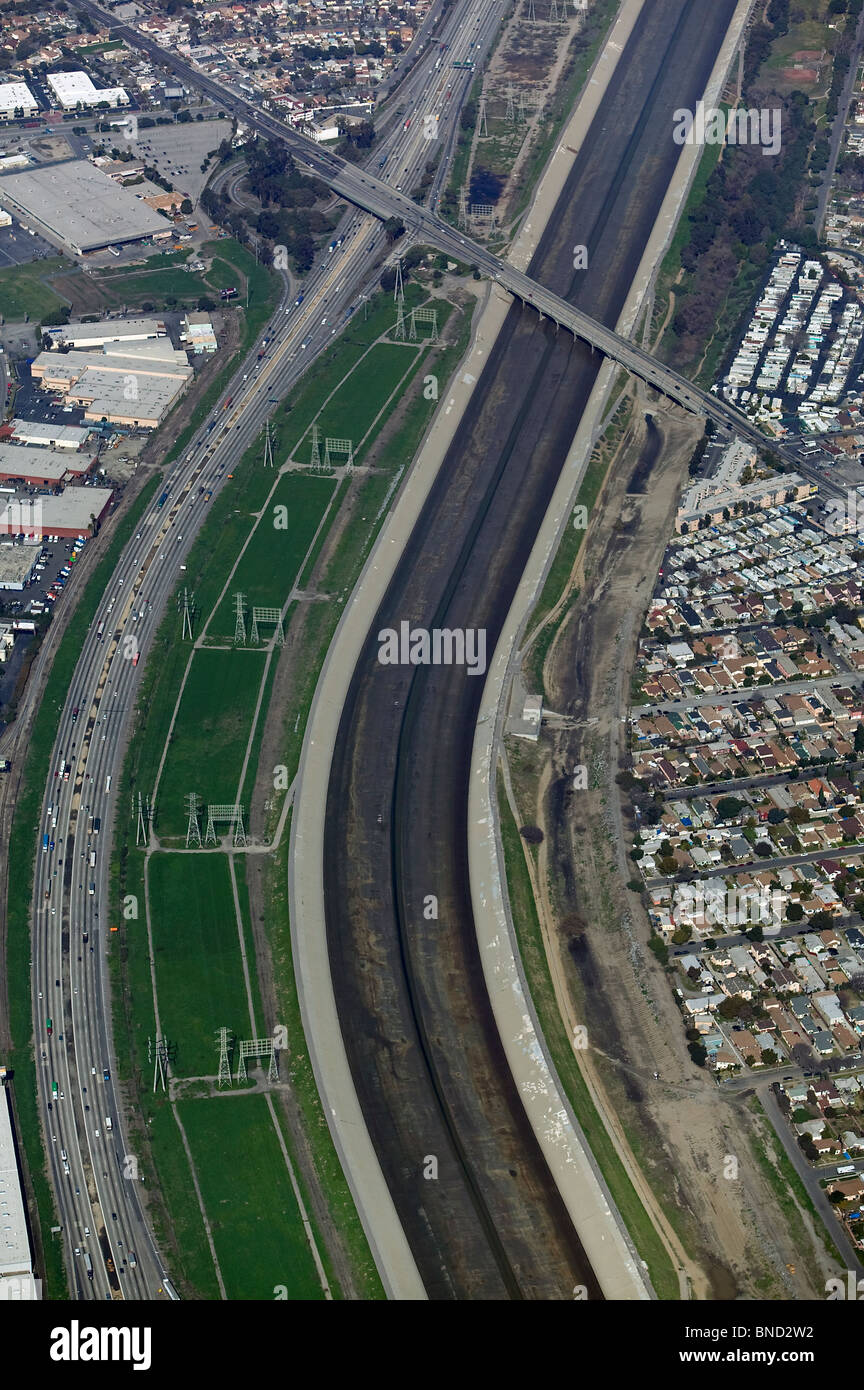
(46, 71), (128, 110)
(0, 442), (95, 486)
(0, 546), (39, 590)
(0, 1076), (37, 1297)
(0, 160), (170, 255)
(0, 486), (112, 539)
(44, 316), (166, 351)
(31, 337), (192, 428)
(0, 81), (38, 120)
(9, 420), (90, 450)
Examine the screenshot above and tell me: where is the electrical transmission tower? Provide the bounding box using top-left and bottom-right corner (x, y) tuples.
(526, 0), (536, 20)
(135, 791), (148, 847)
(203, 803), (247, 847)
(393, 257), (406, 339)
(310, 421), (321, 471)
(250, 606), (285, 646)
(236, 1037), (278, 1083)
(233, 592), (246, 646)
(180, 586), (195, 640)
(322, 436), (354, 471)
(148, 1035), (169, 1093)
(216, 1027), (233, 1088)
(477, 94), (488, 136)
(409, 306), (439, 342)
(458, 185), (469, 230)
(263, 418), (274, 469)
(185, 792), (202, 848)
(505, 86), (516, 122)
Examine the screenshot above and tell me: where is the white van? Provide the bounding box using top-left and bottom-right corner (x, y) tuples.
(105, 1116), (112, 1132)
(104, 775), (111, 793)
(89, 851), (96, 867)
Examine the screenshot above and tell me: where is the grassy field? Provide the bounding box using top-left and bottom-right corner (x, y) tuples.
(314, 342), (420, 456)
(0, 257), (69, 321)
(178, 1093), (327, 1299)
(284, 285), (428, 456)
(148, 853), (255, 1077)
(496, 783), (680, 1299)
(84, 237), (275, 316)
(156, 647), (268, 837)
(209, 473), (335, 639)
(106, 285), (472, 1299)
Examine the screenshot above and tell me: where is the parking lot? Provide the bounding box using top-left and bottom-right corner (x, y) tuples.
(12, 367), (88, 427)
(0, 221), (58, 269)
(128, 116), (232, 204)
(0, 532), (90, 629)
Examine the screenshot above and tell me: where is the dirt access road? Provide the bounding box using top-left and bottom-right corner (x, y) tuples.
(513, 396), (841, 1299)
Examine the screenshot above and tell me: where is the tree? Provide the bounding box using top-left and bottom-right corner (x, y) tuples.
(786, 902), (804, 921)
(180, 198), (193, 216)
(384, 216), (405, 243)
(717, 796), (745, 820)
(648, 935), (669, 966)
(808, 911), (834, 930)
(519, 825), (543, 844)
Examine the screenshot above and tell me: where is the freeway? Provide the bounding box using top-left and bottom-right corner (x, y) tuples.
(78, 0), (822, 480)
(29, 0), (500, 1300)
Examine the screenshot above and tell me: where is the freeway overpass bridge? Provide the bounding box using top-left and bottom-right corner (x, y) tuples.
(85, 0), (801, 470)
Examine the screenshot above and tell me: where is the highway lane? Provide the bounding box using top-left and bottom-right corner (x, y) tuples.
(29, 1), (496, 1299)
(76, 0), (821, 481)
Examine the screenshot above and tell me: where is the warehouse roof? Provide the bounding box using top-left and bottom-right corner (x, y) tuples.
(10, 420), (90, 449)
(0, 486), (112, 534)
(0, 442), (94, 481)
(0, 81), (37, 114)
(72, 368), (188, 423)
(0, 546), (38, 587)
(0, 160), (168, 253)
(46, 71), (128, 108)
(46, 317), (165, 348)
(0, 1085), (32, 1279)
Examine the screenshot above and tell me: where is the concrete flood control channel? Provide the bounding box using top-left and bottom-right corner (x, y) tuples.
(323, 0), (739, 1299)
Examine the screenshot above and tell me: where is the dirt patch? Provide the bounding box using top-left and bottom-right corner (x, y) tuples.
(509, 394), (838, 1298)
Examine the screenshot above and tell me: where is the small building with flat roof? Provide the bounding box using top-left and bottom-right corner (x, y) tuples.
(180, 311), (217, 354)
(0, 546), (38, 590)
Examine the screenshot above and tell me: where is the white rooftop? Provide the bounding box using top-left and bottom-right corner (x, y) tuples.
(47, 71), (128, 108)
(0, 82), (37, 115)
(0, 160), (168, 253)
(0, 1086), (32, 1279)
